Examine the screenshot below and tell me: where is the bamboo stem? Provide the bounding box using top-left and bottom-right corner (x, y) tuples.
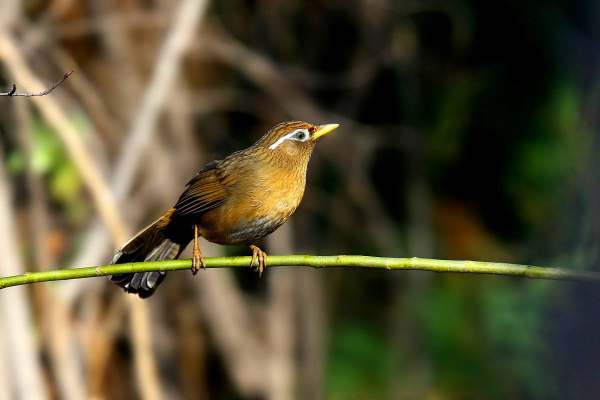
(1, 256), (598, 290)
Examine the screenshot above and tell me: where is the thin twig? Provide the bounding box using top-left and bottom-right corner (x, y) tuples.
(1, 256), (599, 290)
(0, 70), (73, 96)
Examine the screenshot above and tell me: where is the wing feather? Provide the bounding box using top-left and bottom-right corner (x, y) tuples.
(173, 160), (233, 217)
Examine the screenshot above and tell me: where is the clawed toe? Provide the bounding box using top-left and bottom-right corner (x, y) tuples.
(249, 245), (267, 276)
(191, 225), (205, 275)
(191, 252), (205, 275)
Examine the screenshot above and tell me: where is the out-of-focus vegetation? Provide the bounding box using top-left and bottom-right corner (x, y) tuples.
(0, 1), (599, 399)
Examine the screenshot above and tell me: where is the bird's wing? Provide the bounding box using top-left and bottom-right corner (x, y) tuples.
(173, 160), (235, 217)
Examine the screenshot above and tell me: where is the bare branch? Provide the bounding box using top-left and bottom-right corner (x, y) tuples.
(2, 255), (600, 291)
(0, 70), (73, 97)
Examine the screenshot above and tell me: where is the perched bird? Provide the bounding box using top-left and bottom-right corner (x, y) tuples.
(110, 121), (339, 297)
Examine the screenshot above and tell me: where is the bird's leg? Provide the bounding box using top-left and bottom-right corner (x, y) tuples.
(191, 225), (205, 275)
(249, 244), (267, 276)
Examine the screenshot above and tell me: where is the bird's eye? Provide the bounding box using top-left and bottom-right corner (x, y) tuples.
(268, 128), (310, 150)
(295, 130), (308, 141)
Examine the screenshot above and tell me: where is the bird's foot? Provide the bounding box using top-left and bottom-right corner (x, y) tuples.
(191, 250), (205, 275)
(191, 225), (205, 275)
(249, 244), (267, 276)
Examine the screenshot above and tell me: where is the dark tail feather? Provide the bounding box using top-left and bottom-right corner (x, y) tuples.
(110, 209), (183, 298)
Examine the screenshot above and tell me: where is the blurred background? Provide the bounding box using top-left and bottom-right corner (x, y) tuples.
(0, 0), (599, 399)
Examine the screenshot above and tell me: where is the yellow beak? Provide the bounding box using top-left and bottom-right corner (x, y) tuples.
(312, 123), (339, 141)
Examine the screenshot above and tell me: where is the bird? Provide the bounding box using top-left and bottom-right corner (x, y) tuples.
(110, 121), (339, 298)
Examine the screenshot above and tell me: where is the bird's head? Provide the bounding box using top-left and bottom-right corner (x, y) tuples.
(255, 121), (339, 159)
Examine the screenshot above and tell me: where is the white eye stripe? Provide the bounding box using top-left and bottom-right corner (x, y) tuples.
(268, 128), (310, 150)
(268, 133), (294, 150)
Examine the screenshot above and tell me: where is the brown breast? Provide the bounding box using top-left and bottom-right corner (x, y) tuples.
(197, 150), (309, 245)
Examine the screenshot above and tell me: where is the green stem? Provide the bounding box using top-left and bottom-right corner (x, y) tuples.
(1, 255), (598, 290)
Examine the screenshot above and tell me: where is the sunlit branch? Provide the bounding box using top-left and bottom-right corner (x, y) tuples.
(0, 255), (598, 290)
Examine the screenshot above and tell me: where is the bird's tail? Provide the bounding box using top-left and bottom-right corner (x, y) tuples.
(110, 208), (183, 298)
